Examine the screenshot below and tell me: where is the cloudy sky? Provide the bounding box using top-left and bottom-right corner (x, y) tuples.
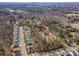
(0, 0), (79, 2)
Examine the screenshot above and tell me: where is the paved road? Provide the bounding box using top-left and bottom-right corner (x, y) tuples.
(18, 26), (27, 56)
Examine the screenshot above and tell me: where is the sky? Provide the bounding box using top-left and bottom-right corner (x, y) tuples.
(0, 0), (79, 2)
